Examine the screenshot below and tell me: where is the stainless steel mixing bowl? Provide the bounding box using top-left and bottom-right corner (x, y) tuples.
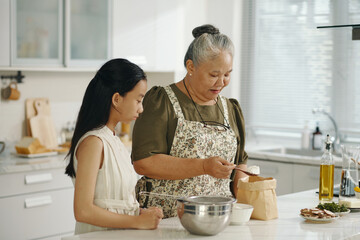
(177, 196), (235, 236)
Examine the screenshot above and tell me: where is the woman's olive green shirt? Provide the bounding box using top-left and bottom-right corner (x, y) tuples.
(131, 84), (248, 179)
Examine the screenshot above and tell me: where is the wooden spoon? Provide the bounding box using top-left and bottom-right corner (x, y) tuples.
(234, 167), (259, 176)
(350, 157), (360, 165)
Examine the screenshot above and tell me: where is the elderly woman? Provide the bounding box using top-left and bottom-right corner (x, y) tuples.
(132, 24), (248, 218)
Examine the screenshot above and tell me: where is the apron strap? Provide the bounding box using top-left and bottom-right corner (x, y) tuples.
(164, 86), (230, 124)
(164, 86), (185, 119)
(219, 96), (230, 124)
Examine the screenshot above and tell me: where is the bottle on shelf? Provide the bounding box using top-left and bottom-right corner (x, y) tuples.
(312, 122), (323, 150)
(319, 134), (334, 203)
(121, 123), (131, 136)
(301, 120), (311, 149)
(119, 123), (131, 147)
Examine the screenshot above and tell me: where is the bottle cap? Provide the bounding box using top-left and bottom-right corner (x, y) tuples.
(325, 134), (332, 150)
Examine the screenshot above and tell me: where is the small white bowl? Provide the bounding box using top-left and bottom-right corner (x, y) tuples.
(230, 203), (254, 225)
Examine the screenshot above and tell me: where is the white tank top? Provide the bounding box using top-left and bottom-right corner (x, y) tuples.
(72, 125), (139, 234)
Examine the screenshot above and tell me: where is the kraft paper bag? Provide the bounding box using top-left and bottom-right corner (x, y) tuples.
(236, 176), (278, 220)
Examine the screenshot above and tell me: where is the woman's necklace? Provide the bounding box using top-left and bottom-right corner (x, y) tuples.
(183, 79), (230, 130)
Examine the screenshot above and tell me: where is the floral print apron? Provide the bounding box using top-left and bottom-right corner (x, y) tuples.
(135, 85), (237, 218)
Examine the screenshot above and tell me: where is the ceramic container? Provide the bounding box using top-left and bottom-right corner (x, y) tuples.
(230, 203), (254, 225)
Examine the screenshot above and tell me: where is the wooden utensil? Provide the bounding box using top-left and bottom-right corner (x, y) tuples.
(235, 167), (259, 176)
(351, 157), (360, 165)
(25, 98), (51, 136)
(29, 100), (58, 149)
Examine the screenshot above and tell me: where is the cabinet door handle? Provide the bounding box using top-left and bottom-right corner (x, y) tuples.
(25, 173), (53, 185)
(25, 195), (52, 208)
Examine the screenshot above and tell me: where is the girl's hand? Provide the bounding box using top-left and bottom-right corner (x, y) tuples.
(136, 207), (163, 230)
(203, 157), (236, 179)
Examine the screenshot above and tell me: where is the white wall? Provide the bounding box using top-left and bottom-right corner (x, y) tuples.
(206, 0), (243, 100)
(0, 70), (174, 145)
(174, 0), (243, 100)
(0, 71), (91, 144)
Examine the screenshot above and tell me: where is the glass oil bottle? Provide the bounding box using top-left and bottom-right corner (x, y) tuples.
(319, 134), (334, 203)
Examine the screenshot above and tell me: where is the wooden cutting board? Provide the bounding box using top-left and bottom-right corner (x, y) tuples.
(29, 99), (58, 149)
(25, 98), (51, 136)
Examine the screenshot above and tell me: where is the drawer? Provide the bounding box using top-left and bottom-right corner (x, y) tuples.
(0, 188), (75, 240)
(292, 164), (319, 192)
(293, 165), (342, 193)
(0, 168), (73, 198)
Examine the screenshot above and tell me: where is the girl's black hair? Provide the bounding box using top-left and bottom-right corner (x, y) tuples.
(65, 58), (146, 178)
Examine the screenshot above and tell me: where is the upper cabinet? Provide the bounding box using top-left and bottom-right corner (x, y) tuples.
(0, 0), (183, 72)
(7, 0), (112, 69)
(112, 0), (182, 72)
(12, 0), (63, 67)
(0, 0), (10, 67)
(65, 0), (111, 67)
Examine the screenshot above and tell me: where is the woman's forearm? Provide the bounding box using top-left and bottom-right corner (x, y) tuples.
(75, 201), (162, 230)
(75, 202), (139, 229)
(232, 164), (247, 198)
(133, 154), (205, 180)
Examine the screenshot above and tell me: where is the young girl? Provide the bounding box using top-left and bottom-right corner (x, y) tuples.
(65, 59), (163, 234)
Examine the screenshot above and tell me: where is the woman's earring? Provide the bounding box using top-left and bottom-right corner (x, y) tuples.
(189, 73), (192, 76)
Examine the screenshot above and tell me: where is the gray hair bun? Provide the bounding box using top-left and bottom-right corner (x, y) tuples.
(184, 24), (233, 67)
(192, 24), (220, 38)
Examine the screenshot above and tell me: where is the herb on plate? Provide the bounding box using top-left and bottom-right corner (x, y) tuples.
(317, 202), (348, 213)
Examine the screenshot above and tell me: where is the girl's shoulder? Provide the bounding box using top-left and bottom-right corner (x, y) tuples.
(82, 127), (106, 140)
(77, 134), (103, 152)
(76, 126), (108, 150)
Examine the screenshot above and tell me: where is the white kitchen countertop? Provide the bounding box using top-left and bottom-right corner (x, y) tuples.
(0, 144), (340, 174)
(62, 190), (360, 240)
(0, 153), (67, 173)
(247, 151), (343, 167)
(246, 145), (343, 168)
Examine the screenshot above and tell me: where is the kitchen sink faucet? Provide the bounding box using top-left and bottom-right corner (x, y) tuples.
(312, 108), (340, 153)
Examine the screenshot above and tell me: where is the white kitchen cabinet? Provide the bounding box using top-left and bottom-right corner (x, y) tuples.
(249, 157), (344, 196)
(11, 0), (63, 67)
(0, 168), (75, 240)
(247, 159), (294, 196)
(112, 0), (181, 72)
(9, 0), (111, 68)
(2, 0), (182, 71)
(0, 168), (73, 198)
(292, 164), (319, 193)
(293, 164), (342, 193)
(64, 0), (112, 68)
(0, 0), (10, 67)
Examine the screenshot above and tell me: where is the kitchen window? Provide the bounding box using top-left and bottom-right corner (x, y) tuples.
(240, 0), (360, 142)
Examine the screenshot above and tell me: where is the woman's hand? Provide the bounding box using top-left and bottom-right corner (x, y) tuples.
(136, 207), (164, 230)
(203, 157), (236, 179)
